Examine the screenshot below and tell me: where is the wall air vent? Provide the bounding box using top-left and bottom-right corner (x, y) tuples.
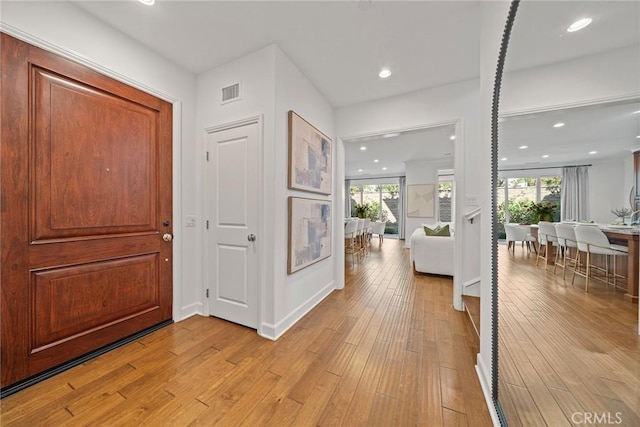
(221, 83), (241, 104)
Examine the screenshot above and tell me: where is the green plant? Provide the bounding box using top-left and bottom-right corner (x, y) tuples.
(354, 202), (372, 218)
(528, 200), (558, 223)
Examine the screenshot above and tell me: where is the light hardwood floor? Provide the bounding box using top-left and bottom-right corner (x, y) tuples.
(1, 239), (491, 426)
(498, 244), (640, 426)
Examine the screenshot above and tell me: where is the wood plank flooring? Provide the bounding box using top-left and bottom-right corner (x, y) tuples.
(1, 239), (491, 426)
(498, 243), (640, 427)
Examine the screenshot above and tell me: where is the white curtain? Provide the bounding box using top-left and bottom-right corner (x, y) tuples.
(399, 176), (406, 239)
(561, 166), (589, 221)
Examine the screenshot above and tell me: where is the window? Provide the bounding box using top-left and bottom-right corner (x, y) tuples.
(348, 182), (400, 235)
(496, 174), (561, 239)
(438, 170), (455, 223)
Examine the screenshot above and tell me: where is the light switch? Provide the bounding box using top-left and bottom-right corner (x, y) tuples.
(185, 215), (196, 227)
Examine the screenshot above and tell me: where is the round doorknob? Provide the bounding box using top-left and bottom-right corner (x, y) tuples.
(163, 233), (173, 242)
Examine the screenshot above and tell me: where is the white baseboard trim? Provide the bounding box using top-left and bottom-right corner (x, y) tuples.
(476, 353), (500, 427)
(178, 302), (203, 322)
(464, 277), (481, 288)
(259, 280), (336, 341)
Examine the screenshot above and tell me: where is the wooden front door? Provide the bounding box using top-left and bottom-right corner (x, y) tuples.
(1, 34), (173, 389)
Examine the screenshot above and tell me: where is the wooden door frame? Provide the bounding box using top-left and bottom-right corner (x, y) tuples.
(203, 115), (264, 336)
(0, 27), (183, 323)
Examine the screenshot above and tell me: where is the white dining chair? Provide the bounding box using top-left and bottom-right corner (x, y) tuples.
(536, 221), (558, 267)
(370, 221), (386, 244)
(572, 225), (628, 292)
(553, 223), (579, 280)
(504, 223), (537, 253)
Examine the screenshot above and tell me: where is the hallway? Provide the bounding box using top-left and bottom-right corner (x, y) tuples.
(1, 239), (491, 426)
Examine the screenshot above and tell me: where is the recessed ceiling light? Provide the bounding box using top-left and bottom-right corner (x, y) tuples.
(358, 169), (363, 172)
(636, 135), (640, 139)
(449, 135), (456, 140)
(382, 167), (387, 170)
(360, 146), (367, 151)
(501, 157), (508, 161)
(589, 151), (598, 155)
(139, 0), (155, 5)
(519, 145), (528, 149)
(633, 110), (640, 114)
(373, 159), (379, 163)
(542, 154), (550, 158)
(553, 122), (565, 128)
(567, 17), (592, 33)
(378, 68), (392, 79)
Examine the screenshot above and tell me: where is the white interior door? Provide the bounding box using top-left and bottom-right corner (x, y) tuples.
(206, 119), (259, 329)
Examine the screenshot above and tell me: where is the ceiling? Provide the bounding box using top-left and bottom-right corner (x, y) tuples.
(73, 0), (482, 108)
(344, 124), (455, 178)
(499, 0), (640, 170)
(71, 0), (639, 175)
(499, 100), (640, 170)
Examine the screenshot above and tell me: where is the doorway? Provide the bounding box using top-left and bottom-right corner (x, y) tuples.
(204, 117), (262, 329)
(0, 34), (174, 389)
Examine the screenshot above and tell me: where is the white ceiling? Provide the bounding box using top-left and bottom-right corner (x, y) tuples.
(499, 0), (640, 170)
(344, 124), (455, 178)
(73, 0), (482, 108)
(499, 100), (640, 170)
(71, 0), (639, 176)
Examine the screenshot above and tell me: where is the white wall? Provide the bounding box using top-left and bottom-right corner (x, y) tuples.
(273, 47), (337, 338)
(501, 45), (640, 115)
(589, 158), (631, 223)
(197, 45), (336, 339)
(405, 159), (454, 246)
(0, 1), (199, 321)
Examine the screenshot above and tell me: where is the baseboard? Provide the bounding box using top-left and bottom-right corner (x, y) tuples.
(464, 276), (481, 287)
(476, 354), (500, 427)
(259, 280), (335, 340)
(179, 302), (203, 321)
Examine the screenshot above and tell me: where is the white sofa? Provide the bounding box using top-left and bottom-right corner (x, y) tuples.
(409, 227), (454, 276)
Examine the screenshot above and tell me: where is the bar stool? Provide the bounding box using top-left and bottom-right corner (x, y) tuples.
(572, 225), (628, 292)
(554, 223), (579, 281)
(344, 220), (359, 266)
(536, 221), (558, 267)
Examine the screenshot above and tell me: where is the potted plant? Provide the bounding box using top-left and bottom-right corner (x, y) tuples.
(528, 200), (557, 223)
(611, 207), (632, 224)
(354, 202), (371, 218)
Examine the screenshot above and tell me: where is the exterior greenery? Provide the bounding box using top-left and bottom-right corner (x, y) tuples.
(496, 176), (561, 239)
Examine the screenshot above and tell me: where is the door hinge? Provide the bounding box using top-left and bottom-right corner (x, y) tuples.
(206, 289), (209, 298)
(206, 220), (209, 230)
(206, 151), (209, 161)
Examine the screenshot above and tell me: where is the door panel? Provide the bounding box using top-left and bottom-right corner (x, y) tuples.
(207, 122), (259, 329)
(216, 245), (249, 305)
(1, 33), (173, 388)
(33, 66), (157, 238)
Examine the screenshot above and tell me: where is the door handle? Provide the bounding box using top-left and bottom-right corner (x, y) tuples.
(248, 234), (256, 242)
(163, 233), (173, 242)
